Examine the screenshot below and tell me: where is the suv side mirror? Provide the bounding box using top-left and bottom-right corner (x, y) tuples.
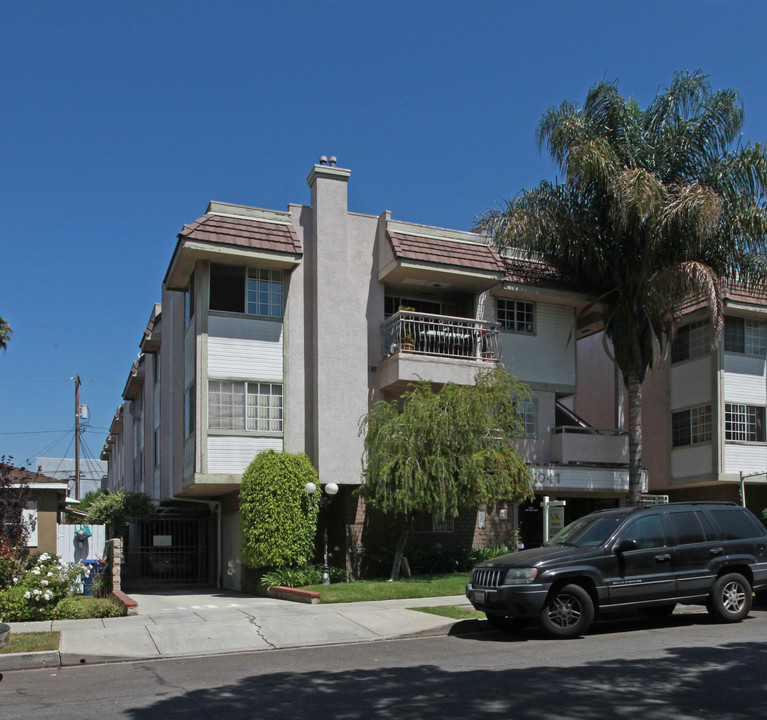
(616, 539), (638, 553)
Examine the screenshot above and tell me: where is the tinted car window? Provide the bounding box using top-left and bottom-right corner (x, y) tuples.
(545, 514), (625, 547)
(668, 511), (706, 544)
(695, 510), (716, 539)
(620, 514), (666, 549)
(710, 509), (765, 540)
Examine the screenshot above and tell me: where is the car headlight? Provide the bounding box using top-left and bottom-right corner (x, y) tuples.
(503, 567), (538, 584)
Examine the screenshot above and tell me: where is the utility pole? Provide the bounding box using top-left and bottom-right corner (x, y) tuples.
(74, 374), (81, 500)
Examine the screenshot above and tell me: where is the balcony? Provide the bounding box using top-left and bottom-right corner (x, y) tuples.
(550, 425), (628, 465)
(378, 311), (501, 391)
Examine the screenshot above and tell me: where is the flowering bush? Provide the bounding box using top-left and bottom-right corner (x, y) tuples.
(0, 552), (89, 622)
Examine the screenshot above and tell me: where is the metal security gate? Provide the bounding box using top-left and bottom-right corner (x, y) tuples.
(122, 509), (214, 590)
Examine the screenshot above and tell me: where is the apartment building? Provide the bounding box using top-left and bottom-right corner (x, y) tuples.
(575, 287), (767, 516)
(102, 160), (636, 590)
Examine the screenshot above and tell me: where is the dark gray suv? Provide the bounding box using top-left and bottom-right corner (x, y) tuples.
(466, 502), (767, 638)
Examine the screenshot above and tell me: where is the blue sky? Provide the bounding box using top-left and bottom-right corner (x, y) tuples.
(1, 1), (766, 468)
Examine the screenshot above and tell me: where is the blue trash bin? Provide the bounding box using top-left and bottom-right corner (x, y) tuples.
(81, 559), (101, 596)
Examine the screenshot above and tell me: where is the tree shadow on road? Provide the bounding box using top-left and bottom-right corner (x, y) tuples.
(125, 637), (767, 719)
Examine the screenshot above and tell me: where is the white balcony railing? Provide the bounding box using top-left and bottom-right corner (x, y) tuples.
(382, 311), (501, 362)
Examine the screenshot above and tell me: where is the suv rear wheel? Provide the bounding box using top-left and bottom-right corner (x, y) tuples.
(539, 584), (594, 639)
(707, 573), (752, 623)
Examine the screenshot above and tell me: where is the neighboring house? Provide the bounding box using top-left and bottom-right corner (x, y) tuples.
(575, 285), (767, 516)
(102, 159), (638, 590)
(34, 457), (107, 501)
(1, 463), (70, 556)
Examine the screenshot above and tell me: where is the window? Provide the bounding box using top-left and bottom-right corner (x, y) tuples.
(671, 320), (711, 363)
(671, 405), (712, 447)
(23, 501), (38, 547)
(619, 514), (666, 549)
(517, 400), (537, 437)
(725, 403), (766, 442)
(247, 268), (284, 318)
(668, 511), (706, 544)
(497, 299), (535, 334)
(209, 380), (283, 433)
(210, 263), (284, 318)
(724, 317), (767, 356)
(184, 385), (195, 439)
(710, 509), (765, 540)
(415, 512), (454, 533)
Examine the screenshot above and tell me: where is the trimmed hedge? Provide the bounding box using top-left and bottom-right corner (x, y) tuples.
(240, 450), (320, 569)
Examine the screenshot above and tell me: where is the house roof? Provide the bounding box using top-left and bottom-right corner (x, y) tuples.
(1, 463), (66, 487)
(179, 213), (302, 256)
(387, 230), (505, 274)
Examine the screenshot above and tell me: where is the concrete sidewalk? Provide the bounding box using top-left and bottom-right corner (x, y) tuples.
(0, 591), (471, 671)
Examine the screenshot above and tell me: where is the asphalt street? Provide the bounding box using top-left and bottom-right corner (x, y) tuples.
(3, 606), (766, 720)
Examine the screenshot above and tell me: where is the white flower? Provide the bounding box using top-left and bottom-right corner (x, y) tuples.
(33, 588), (41, 595)
(23, 591), (31, 599)
(43, 592), (51, 601)
(41, 579), (49, 586)
(12, 576), (19, 583)
(31, 568), (41, 575)
(47, 571), (54, 577)
(39, 552), (50, 561)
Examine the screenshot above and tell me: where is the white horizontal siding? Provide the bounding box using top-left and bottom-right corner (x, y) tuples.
(670, 358), (711, 410)
(723, 367), (767, 405)
(208, 316), (283, 380)
(207, 435), (283, 475)
(671, 445), (713, 478)
(724, 443), (767, 475)
(500, 303), (575, 387)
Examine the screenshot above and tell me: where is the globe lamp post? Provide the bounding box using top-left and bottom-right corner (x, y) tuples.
(304, 481), (338, 584)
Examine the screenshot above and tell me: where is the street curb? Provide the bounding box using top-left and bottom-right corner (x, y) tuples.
(267, 586), (321, 604)
(0, 649), (60, 671)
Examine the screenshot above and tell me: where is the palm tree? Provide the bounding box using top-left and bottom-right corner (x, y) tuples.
(477, 71), (767, 505)
(0, 316), (11, 351)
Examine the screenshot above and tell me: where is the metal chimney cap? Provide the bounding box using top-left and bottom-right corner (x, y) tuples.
(328, 156), (337, 166)
(319, 155), (328, 165)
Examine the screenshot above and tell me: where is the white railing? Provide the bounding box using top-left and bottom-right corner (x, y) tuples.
(383, 311), (501, 361)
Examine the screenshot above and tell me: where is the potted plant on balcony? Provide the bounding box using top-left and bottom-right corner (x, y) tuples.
(398, 306), (416, 351)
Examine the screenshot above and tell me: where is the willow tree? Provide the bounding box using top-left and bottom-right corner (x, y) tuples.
(477, 71), (767, 505)
(360, 368), (533, 581)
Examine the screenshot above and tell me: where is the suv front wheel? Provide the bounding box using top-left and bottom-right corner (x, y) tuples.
(539, 584), (594, 639)
(707, 573), (752, 623)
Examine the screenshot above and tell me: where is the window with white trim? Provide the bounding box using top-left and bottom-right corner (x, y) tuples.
(517, 400), (537, 437)
(671, 320), (711, 363)
(672, 405), (712, 447)
(209, 380), (283, 433)
(725, 403), (766, 442)
(209, 263), (284, 318)
(497, 299), (535, 334)
(23, 501), (38, 547)
(415, 512), (455, 533)
(724, 317), (767, 357)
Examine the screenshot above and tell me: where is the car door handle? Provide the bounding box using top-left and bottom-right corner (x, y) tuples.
(654, 553), (671, 563)
(710, 547), (724, 556)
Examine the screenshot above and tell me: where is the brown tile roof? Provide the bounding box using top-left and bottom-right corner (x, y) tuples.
(0, 463), (61, 485)
(180, 213), (301, 255)
(387, 231), (505, 273)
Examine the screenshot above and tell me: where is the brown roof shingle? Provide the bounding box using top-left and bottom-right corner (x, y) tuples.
(387, 231), (505, 273)
(180, 213), (302, 255)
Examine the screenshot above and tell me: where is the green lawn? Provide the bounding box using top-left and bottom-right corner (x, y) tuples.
(0, 631), (60, 654)
(302, 572), (470, 603)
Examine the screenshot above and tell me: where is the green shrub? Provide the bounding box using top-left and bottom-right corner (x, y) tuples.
(53, 595), (123, 619)
(0, 553), (89, 622)
(259, 564), (346, 589)
(240, 450), (320, 569)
